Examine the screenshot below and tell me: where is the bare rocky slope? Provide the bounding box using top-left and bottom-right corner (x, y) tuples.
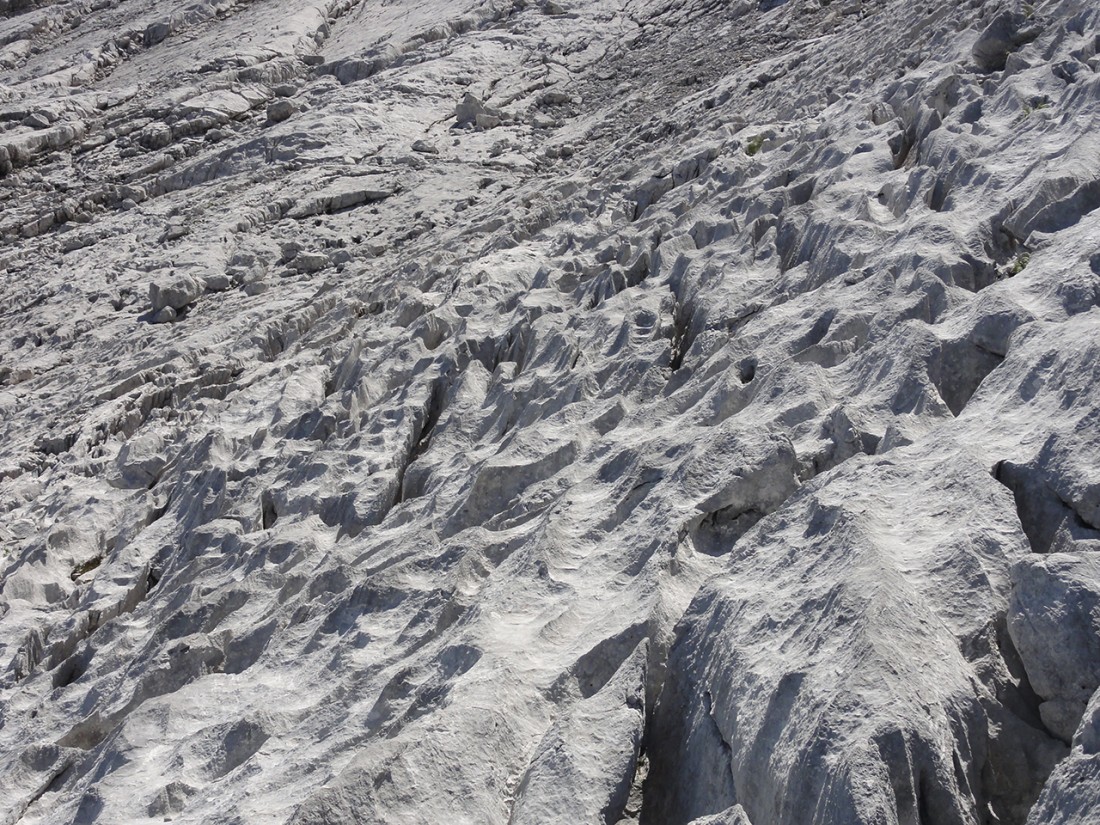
(1, 0), (1099, 822)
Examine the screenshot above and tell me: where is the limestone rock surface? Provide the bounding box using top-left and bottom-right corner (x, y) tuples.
(2, 0), (1100, 823)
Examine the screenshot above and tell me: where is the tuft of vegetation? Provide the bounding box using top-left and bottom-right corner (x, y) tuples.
(1023, 98), (1050, 117)
(70, 555), (103, 581)
(1008, 253), (1031, 276)
(745, 134), (765, 156)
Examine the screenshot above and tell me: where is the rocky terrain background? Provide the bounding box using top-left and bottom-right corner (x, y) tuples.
(1, 0), (1099, 822)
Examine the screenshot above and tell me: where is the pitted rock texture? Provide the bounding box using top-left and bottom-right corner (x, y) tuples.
(2, 0), (1100, 823)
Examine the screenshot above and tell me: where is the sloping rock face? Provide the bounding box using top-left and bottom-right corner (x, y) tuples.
(1, 0), (1099, 823)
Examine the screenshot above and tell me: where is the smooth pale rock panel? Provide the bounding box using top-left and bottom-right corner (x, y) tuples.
(644, 446), (1065, 825)
(107, 430), (169, 490)
(958, 314), (1100, 556)
(972, 9), (1044, 73)
(510, 640), (648, 825)
(1008, 554), (1100, 743)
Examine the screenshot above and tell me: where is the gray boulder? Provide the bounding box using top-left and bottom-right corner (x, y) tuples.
(267, 99), (298, 123)
(149, 271), (204, 313)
